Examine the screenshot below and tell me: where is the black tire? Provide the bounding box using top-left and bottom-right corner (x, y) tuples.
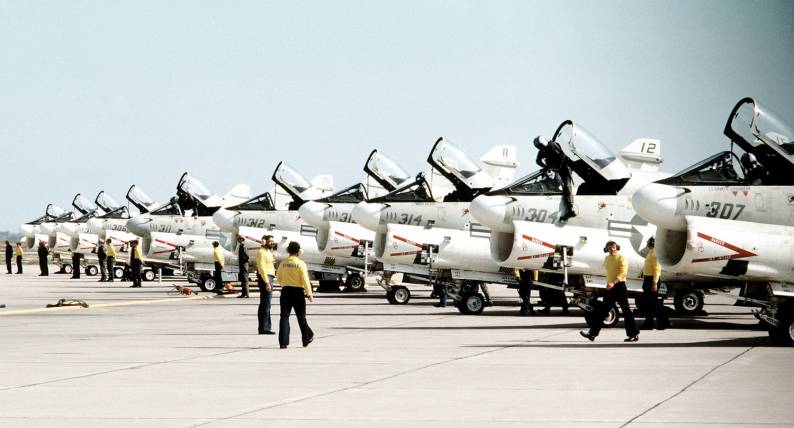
(674, 290), (705, 315)
(114, 267), (125, 279)
(200, 277), (217, 292)
(584, 299), (619, 328)
(769, 310), (794, 347)
(457, 293), (485, 315)
(345, 273), (366, 292)
(63, 264), (73, 274)
(391, 286), (410, 305)
(142, 269), (156, 282)
(85, 265), (98, 276)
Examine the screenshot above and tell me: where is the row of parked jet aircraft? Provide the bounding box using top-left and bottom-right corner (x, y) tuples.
(18, 97), (794, 346)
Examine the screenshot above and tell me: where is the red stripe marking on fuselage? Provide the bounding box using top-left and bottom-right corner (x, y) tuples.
(334, 231), (361, 243)
(245, 235), (262, 244)
(388, 250), (421, 257)
(692, 232), (757, 263)
(393, 235), (422, 248)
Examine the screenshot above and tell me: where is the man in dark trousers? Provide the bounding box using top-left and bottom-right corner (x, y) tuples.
(15, 242), (24, 274)
(237, 236), (250, 298)
(276, 241), (314, 349)
(129, 240), (143, 288)
(534, 136), (576, 221)
(256, 235), (276, 334)
(37, 241), (49, 276)
(105, 239), (116, 282)
(5, 240), (13, 274)
(212, 241), (224, 295)
(517, 269), (535, 316)
(640, 237), (670, 330)
(580, 240), (639, 342)
(97, 240), (107, 282)
(70, 252), (82, 279)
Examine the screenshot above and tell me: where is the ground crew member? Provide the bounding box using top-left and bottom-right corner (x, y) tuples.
(517, 269), (536, 316)
(581, 240), (639, 342)
(256, 235), (276, 335)
(129, 240), (143, 288)
(70, 251), (82, 279)
(641, 237), (670, 330)
(237, 236), (250, 298)
(276, 241), (314, 348)
(5, 240), (13, 274)
(37, 241), (49, 276)
(15, 242), (24, 274)
(534, 136), (576, 221)
(212, 241), (224, 295)
(105, 239), (116, 282)
(97, 240), (107, 281)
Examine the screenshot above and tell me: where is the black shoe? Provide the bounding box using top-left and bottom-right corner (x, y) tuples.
(540, 307), (550, 315)
(433, 303), (446, 308)
(656, 323), (671, 330)
(560, 209), (577, 222)
(303, 336), (314, 347)
(263, 331), (275, 335)
(624, 335), (639, 342)
(580, 330), (595, 342)
(237, 294), (249, 298)
(280, 345), (287, 349)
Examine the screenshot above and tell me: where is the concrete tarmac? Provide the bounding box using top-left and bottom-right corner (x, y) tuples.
(1, 266), (793, 427)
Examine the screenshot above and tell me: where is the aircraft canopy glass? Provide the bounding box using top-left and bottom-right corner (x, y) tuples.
(369, 173), (434, 203)
(273, 163), (311, 196)
(95, 192), (121, 212)
(178, 174), (214, 201)
(429, 138), (482, 181)
(489, 169), (563, 195)
(229, 192), (277, 211)
(726, 98), (794, 164)
(364, 150), (411, 191)
(656, 151), (745, 186)
(46, 205), (66, 218)
(99, 206), (129, 219)
(151, 198), (183, 216)
(72, 194), (97, 215)
(318, 183), (368, 203)
(553, 121), (631, 181)
(127, 185), (155, 207)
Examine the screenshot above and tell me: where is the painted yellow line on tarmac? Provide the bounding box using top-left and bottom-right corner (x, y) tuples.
(0, 295), (212, 317)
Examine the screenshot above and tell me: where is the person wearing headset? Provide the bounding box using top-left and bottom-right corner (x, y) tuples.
(640, 237), (670, 330)
(580, 240), (639, 342)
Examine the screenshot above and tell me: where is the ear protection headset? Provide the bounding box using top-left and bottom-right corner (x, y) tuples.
(603, 240), (620, 253)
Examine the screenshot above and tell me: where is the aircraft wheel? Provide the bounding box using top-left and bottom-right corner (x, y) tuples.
(114, 267), (125, 279)
(142, 269), (156, 282)
(769, 310), (794, 346)
(584, 300), (619, 328)
(674, 290), (705, 315)
(391, 286), (410, 305)
(345, 273), (366, 292)
(85, 265), (98, 276)
(200, 278), (218, 292)
(63, 264), (73, 274)
(458, 293), (485, 315)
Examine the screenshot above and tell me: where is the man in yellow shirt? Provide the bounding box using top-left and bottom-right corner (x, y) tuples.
(641, 237), (670, 330)
(276, 241), (314, 349)
(212, 241), (225, 295)
(14, 242), (24, 274)
(105, 239), (117, 283)
(256, 235), (276, 335)
(129, 240), (143, 288)
(581, 240), (639, 342)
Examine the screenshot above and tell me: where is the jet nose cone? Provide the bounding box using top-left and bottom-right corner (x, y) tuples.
(19, 224), (36, 238)
(352, 202), (384, 232)
(126, 216), (151, 237)
(40, 223), (56, 235)
(212, 208), (237, 232)
(59, 223), (78, 238)
(470, 195), (511, 232)
(298, 201), (328, 228)
(86, 218), (103, 235)
(632, 183), (686, 230)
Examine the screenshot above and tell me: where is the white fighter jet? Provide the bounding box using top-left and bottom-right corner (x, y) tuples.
(351, 138), (519, 312)
(19, 204), (66, 251)
(631, 97), (794, 345)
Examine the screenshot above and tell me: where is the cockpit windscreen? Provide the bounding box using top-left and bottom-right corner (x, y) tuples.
(72, 194), (97, 215)
(95, 192), (121, 212)
(488, 169), (563, 195)
(429, 139), (482, 181)
(151, 199), (183, 216)
(229, 192), (277, 211)
(319, 183), (368, 203)
(554, 121), (631, 181)
(273, 163), (311, 195)
(726, 98), (794, 162)
(656, 151), (745, 186)
(364, 150), (411, 191)
(368, 174), (435, 203)
(178, 174), (214, 201)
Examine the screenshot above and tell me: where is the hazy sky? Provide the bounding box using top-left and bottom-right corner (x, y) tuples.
(1, 1), (793, 230)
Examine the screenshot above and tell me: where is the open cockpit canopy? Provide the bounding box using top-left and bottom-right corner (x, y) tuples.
(176, 173), (222, 216)
(151, 197), (183, 216)
(72, 194), (97, 215)
(427, 137), (494, 201)
(316, 183), (368, 204)
(364, 149), (411, 192)
(126, 185), (157, 214)
(95, 191), (121, 213)
(724, 97), (794, 184)
(368, 173), (435, 203)
(488, 169), (563, 196)
(227, 192), (277, 212)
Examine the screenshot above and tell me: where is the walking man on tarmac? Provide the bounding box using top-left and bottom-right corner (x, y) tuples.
(212, 241), (225, 295)
(517, 269), (536, 316)
(97, 239), (107, 281)
(14, 242), (24, 274)
(37, 241), (49, 276)
(580, 240), (639, 342)
(256, 235), (276, 335)
(70, 251), (82, 279)
(534, 136), (576, 221)
(105, 239), (116, 282)
(640, 237), (670, 330)
(276, 241), (314, 349)
(6, 240), (14, 274)
(237, 236), (250, 298)
(129, 240), (143, 288)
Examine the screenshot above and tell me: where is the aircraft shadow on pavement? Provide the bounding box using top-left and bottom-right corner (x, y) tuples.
(464, 336), (772, 348)
(330, 322), (583, 330)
